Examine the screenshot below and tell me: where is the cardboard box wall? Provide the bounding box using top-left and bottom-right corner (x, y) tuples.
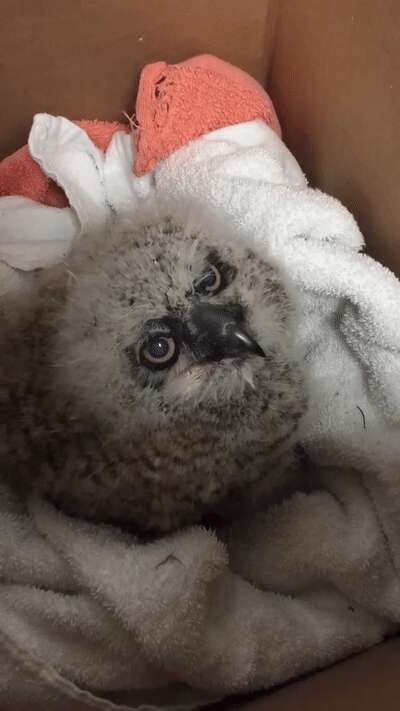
(1, 1), (400, 709)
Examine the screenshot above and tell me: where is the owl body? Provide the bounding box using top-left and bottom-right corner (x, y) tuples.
(0, 220), (307, 533)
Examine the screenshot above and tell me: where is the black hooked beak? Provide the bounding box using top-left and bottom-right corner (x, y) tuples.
(189, 303), (266, 362)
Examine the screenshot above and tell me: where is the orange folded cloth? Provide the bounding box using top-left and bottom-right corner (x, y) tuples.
(0, 120), (127, 207)
(133, 54), (281, 176)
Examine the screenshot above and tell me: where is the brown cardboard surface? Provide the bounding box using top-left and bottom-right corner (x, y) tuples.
(1, 3), (400, 709)
(220, 637), (400, 710)
(267, 0), (400, 276)
(0, 0), (273, 160)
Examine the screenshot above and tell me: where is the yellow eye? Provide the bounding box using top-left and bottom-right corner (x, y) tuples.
(141, 335), (177, 369)
(193, 265), (222, 295)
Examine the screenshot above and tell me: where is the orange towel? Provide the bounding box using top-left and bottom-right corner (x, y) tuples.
(133, 54), (281, 176)
(0, 120), (127, 208)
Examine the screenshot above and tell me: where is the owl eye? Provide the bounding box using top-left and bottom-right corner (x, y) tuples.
(193, 265), (222, 295)
(140, 335), (178, 370)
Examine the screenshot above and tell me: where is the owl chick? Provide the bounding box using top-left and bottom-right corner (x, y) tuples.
(0, 219), (307, 534)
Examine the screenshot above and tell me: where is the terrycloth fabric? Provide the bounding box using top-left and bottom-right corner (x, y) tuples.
(0, 478), (394, 711)
(133, 54), (281, 175)
(0, 114), (293, 272)
(0, 119), (127, 208)
(153, 120), (400, 430)
(0, 115), (145, 270)
(0, 54), (279, 206)
(0, 196), (77, 270)
(2, 115), (400, 710)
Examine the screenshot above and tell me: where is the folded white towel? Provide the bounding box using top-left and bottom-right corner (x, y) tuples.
(0, 196), (77, 270)
(154, 116), (400, 490)
(1, 114), (400, 710)
(0, 479), (393, 710)
(28, 114), (110, 235)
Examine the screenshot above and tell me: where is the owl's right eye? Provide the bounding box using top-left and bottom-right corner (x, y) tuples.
(140, 335), (178, 370)
(193, 265), (222, 296)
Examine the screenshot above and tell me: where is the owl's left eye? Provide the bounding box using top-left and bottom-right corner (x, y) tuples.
(140, 335), (178, 370)
(193, 265), (222, 296)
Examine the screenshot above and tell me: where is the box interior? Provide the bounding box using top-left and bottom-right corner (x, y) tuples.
(1, 1), (399, 708)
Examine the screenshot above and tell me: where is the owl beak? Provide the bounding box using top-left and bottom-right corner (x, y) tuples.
(189, 303), (266, 362)
(225, 325), (266, 358)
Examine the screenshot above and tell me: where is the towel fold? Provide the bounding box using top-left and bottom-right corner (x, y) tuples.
(0, 196), (77, 270)
(133, 54), (281, 176)
(0, 120), (127, 208)
(0, 478), (393, 710)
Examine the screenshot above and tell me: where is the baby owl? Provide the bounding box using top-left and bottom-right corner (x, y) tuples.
(0, 218), (307, 533)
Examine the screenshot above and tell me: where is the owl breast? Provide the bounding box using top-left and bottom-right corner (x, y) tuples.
(4, 391), (300, 534)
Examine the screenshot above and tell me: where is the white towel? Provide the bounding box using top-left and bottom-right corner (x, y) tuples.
(153, 116), (400, 513)
(0, 196), (77, 270)
(1, 114), (400, 710)
(0, 480), (393, 710)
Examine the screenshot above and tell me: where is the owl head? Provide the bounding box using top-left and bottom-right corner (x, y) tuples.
(52, 219), (305, 443)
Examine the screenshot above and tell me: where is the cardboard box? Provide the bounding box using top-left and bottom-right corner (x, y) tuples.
(1, 1), (399, 708)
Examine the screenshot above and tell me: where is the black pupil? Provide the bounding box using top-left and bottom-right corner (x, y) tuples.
(200, 269), (217, 290)
(148, 337), (169, 359)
